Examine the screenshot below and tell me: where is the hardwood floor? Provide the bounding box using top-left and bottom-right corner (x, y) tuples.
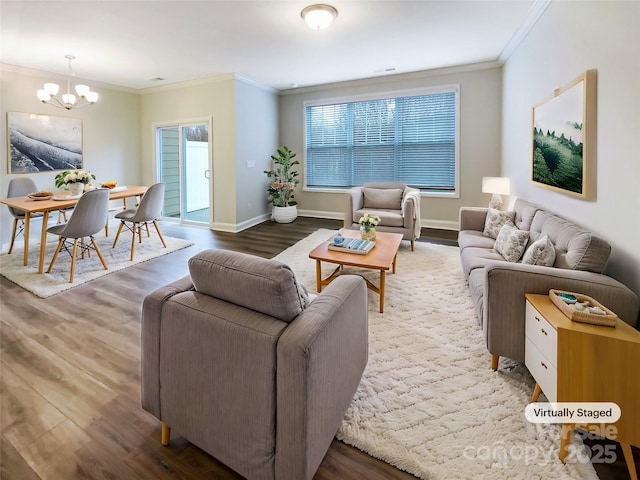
(1, 218), (636, 479)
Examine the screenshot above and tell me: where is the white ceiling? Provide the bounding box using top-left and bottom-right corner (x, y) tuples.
(1, 0), (541, 92)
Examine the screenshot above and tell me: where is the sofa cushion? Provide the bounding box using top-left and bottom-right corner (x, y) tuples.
(512, 198), (540, 232)
(494, 224), (529, 262)
(188, 249), (305, 322)
(460, 246), (504, 278)
(483, 208), (515, 239)
(355, 208), (404, 227)
(458, 230), (496, 251)
(529, 211), (611, 272)
(362, 187), (403, 210)
(522, 234), (556, 266)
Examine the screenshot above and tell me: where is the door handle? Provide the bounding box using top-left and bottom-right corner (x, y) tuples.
(204, 170), (211, 179)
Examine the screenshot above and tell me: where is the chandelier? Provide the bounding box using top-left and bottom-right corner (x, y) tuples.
(37, 55), (99, 110)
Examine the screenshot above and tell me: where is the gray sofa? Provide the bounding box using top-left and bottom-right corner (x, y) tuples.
(344, 181), (421, 250)
(458, 198), (640, 370)
(141, 249), (368, 480)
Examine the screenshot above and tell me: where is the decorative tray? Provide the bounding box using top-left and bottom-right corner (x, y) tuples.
(549, 289), (618, 327)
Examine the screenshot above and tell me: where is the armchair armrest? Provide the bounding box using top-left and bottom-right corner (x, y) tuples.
(276, 275), (368, 480)
(344, 187), (363, 228)
(483, 262), (640, 362)
(141, 275), (195, 417)
(459, 207), (488, 232)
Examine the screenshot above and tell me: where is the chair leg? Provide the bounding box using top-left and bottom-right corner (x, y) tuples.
(138, 223), (143, 243)
(153, 220), (167, 248)
(47, 238), (65, 273)
(8, 218), (19, 254)
(112, 221), (125, 248)
(145, 222), (151, 238)
(69, 239), (79, 283)
(130, 224), (137, 261)
(91, 236), (109, 270)
(161, 422), (171, 446)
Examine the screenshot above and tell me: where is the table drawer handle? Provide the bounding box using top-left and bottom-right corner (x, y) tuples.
(535, 316), (541, 322)
(540, 328), (548, 336)
(540, 361), (548, 370)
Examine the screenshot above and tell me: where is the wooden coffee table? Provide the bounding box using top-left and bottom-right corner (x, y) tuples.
(308, 230), (403, 313)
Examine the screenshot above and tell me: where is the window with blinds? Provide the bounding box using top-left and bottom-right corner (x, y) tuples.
(304, 87), (458, 193)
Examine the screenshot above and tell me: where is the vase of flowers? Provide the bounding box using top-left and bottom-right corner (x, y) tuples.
(264, 146), (300, 223)
(359, 213), (380, 241)
(55, 169), (96, 196)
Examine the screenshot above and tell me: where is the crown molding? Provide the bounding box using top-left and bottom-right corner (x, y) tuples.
(498, 0), (551, 63)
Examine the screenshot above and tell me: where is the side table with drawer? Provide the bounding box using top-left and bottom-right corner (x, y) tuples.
(524, 293), (640, 480)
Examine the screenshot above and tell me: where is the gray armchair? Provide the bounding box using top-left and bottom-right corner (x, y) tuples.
(141, 249), (368, 480)
(344, 181), (421, 250)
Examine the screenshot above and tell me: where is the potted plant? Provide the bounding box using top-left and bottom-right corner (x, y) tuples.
(55, 169), (96, 196)
(264, 146), (300, 223)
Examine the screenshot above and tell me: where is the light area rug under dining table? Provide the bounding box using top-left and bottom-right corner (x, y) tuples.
(0, 222), (194, 298)
(273, 229), (598, 480)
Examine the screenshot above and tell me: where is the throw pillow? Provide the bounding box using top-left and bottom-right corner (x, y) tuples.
(483, 208), (516, 239)
(522, 234), (556, 266)
(494, 224), (530, 262)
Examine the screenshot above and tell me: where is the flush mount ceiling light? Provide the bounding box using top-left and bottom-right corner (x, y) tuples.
(301, 4), (338, 29)
(37, 55), (99, 110)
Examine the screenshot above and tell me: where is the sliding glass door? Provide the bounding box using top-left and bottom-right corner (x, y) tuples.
(156, 121), (211, 224)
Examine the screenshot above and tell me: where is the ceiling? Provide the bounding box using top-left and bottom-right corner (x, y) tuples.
(1, 1), (541, 92)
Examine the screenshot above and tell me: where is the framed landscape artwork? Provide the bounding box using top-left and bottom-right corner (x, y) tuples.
(7, 112), (83, 173)
(531, 70), (597, 199)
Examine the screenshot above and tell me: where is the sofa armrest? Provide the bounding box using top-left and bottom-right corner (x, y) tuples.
(140, 275), (195, 417)
(344, 187), (363, 228)
(483, 262), (640, 362)
(275, 275), (368, 480)
(459, 207), (488, 232)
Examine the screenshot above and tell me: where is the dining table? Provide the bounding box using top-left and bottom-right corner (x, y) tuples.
(1, 185), (148, 274)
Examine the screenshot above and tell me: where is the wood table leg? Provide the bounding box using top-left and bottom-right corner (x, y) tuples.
(315, 260), (322, 293)
(530, 383), (542, 402)
(379, 270), (385, 313)
(558, 423), (574, 463)
(37, 211), (50, 274)
(161, 422), (171, 446)
(23, 212), (31, 266)
(392, 252), (397, 274)
(621, 443), (638, 480)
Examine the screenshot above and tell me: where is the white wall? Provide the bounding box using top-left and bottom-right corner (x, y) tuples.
(139, 75), (278, 232)
(0, 65), (140, 249)
(501, 1), (640, 296)
(234, 78), (279, 226)
(279, 64), (503, 229)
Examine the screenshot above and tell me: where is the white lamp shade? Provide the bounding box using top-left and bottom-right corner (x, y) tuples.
(301, 4), (337, 29)
(62, 93), (76, 106)
(85, 91), (99, 103)
(44, 83), (59, 95)
(482, 177), (511, 195)
(37, 89), (52, 102)
(75, 84), (90, 97)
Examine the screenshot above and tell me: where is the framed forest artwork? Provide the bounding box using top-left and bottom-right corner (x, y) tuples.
(531, 70), (597, 199)
(7, 112), (83, 173)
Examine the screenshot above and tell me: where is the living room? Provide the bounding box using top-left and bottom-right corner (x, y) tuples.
(1, 1), (638, 479)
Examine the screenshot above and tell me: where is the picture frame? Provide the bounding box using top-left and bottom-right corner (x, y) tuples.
(531, 70), (597, 199)
(7, 112), (83, 173)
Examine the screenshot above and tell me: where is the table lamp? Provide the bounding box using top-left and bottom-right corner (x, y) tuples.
(482, 177), (511, 209)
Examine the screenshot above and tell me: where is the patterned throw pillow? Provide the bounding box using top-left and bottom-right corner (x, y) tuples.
(494, 224), (530, 262)
(522, 234), (556, 266)
(483, 208), (516, 239)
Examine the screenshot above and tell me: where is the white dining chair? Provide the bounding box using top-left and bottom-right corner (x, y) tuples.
(112, 182), (167, 261)
(46, 188), (110, 283)
(5, 177), (43, 254)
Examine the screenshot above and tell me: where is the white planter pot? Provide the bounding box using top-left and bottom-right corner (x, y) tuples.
(68, 183), (84, 196)
(272, 205), (297, 223)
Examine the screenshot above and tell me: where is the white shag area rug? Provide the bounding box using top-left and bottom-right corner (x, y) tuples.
(273, 229), (598, 480)
(0, 224), (194, 298)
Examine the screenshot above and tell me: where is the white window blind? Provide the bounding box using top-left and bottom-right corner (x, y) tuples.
(305, 89), (458, 191)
